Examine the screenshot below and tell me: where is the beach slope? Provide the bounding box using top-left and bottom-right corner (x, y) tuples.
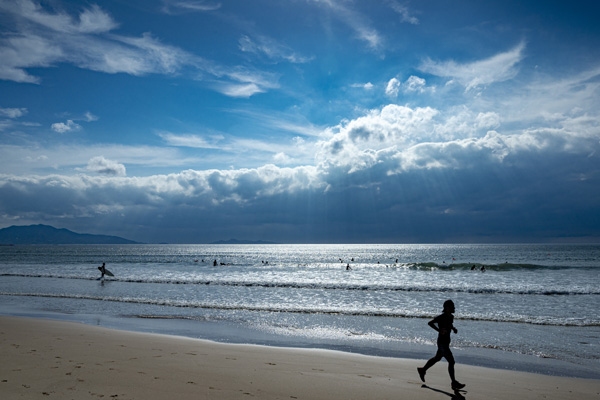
(1, 316), (598, 399)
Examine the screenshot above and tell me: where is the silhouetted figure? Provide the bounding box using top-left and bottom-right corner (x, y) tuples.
(418, 300), (465, 391)
(480, 265), (486, 272)
(98, 262), (106, 279)
(471, 265), (476, 271)
(346, 263), (351, 270)
(213, 259), (217, 267)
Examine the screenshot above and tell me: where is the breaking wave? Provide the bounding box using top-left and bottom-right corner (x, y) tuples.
(0, 291), (598, 327)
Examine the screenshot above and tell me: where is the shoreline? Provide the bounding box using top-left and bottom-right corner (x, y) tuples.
(1, 316), (599, 400)
(2, 302), (599, 380)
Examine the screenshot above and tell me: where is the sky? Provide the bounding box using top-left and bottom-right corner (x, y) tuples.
(0, 0), (599, 244)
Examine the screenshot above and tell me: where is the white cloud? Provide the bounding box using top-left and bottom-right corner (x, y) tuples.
(159, 132), (223, 148)
(0, 143), (205, 176)
(4, 1), (118, 34)
(310, 0), (383, 51)
(317, 104), (440, 167)
(51, 119), (81, 133)
(387, 1), (419, 24)
(385, 77), (401, 97)
(86, 156), (126, 176)
(0, 0), (282, 97)
(0, 1), (201, 82)
(0, 33), (63, 83)
(83, 112), (98, 122)
(109, 32), (197, 75)
(226, 108), (324, 138)
(215, 83), (264, 98)
(404, 75), (427, 93)
(387, 75), (433, 97)
(351, 82), (374, 90)
(87, 156), (127, 176)
(161, 0), (221, 14)
(497, 66), (600, 128)
(273, 152), (292, 165)
(209, 66), (280, 98)
(0, 107), (27, 118)
(475, 112), (501, 130)
(239, 35), (312, 64)
(76, 4), (119, 34)
(420, 42), (526, 91)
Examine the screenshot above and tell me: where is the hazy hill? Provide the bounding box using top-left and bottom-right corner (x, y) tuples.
(0, 224), (139, 245)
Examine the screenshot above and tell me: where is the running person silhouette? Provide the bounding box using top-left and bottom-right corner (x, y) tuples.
(418, 300), (465, 390)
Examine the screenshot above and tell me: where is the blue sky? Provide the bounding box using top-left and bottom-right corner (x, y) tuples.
(1, 0), (599, 243)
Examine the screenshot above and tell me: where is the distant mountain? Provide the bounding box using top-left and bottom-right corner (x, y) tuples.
(210, 238), (277, 245)
(0, 224), (139, 245)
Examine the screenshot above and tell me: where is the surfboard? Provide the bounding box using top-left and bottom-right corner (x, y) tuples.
(98, 266), (115, 277)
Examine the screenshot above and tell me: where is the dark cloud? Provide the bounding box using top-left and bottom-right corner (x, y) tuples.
(1, 129), (598, 243)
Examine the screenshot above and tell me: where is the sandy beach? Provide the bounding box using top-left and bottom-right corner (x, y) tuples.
(1, 316), (598, 400)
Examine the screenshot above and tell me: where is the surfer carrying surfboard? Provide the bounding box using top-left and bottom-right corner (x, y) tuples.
(98, 262), (107, 278)
(97, 263), (115, 279)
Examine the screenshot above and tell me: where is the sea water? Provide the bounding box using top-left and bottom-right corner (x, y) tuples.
(0, 244), (598, 378)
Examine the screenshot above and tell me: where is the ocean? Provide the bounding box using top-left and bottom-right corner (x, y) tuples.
(0, 243), (598, 379)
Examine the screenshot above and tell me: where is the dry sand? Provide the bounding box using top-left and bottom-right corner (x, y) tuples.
(1, 316), (598, 399)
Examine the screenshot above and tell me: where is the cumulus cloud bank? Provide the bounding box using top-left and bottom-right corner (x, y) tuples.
(1, 95), (598, 242)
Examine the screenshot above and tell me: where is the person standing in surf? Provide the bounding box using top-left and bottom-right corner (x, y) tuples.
(98, 262), (107, 279)
(418, 299), (465, 391)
